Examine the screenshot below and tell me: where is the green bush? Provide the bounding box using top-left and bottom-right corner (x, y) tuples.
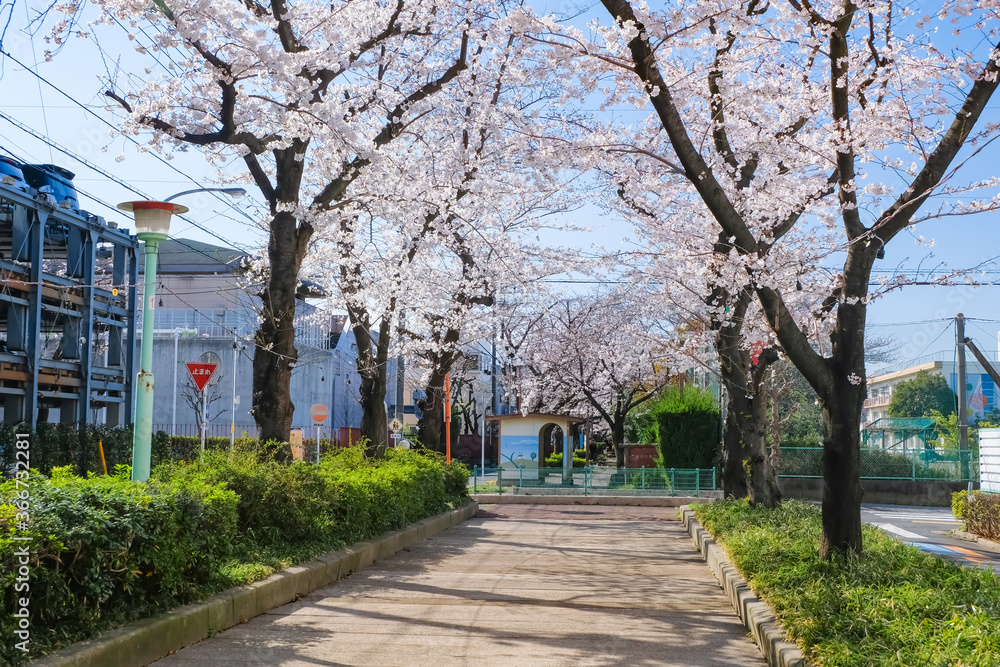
(965, 491), (1000, 541)
(0, 424), (136, 478)
(443, 459), (470, 496)
(952, 490), (968, 520)
(0, 467), (237, 664)
(1, 443), (466, 664)
(543, 451), (587, 468)
(694, 499), (1000, 666)
(655, 386), (720, 469)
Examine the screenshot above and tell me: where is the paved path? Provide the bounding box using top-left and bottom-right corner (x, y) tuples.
(155, 504), (764, 666)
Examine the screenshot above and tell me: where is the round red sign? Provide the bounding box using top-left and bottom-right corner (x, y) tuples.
(310, 403), (329, 423)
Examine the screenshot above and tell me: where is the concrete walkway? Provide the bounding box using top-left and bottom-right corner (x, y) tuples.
(154, 504), (764, 666)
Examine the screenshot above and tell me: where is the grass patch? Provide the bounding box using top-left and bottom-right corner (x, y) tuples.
(693, 500), (1000, 667)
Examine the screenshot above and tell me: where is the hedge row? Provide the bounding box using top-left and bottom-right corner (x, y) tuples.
(1, 446), (469, 664)
(953, 490), (1000, 541)
(0, 423), (135, 478)
(0, 426), (356, 480)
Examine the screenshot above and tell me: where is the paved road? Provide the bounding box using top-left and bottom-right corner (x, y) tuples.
(862, 503), (1000, 573)
(155, 504), (764, 666)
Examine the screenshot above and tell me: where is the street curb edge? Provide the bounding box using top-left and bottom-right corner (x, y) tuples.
(679, 505), (809, 667)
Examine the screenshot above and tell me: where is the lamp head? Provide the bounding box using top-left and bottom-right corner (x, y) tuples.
(118, 201), (188, 237)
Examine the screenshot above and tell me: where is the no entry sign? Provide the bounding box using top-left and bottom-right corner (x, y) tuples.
(186, 362), (218, 392)
(310, 403), (329, 423)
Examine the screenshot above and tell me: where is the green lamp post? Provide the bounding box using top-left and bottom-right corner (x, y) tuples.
(119, 200), (188, 482)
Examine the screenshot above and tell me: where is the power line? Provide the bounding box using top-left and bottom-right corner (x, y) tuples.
(0, 109), (254, 253)
(0, 47), (261, 230)
(0, 142), (251, 271)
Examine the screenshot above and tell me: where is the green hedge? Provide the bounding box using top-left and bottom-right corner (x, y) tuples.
(964, 491), (1000, 541)
(0, 467), (238, 665)
(655, 386), (720, 469)
(952, 490), (968, 520)
(0, 423), (135, 477)
(543, 451), (586, 468)
(1, 445), (468, 664)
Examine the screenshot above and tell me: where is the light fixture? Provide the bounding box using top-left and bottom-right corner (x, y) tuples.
(163, 187), (247, 202)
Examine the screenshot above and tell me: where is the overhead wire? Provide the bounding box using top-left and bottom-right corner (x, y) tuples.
(0, 47), (262, 231)
(0, 110), (255, 254)
(0, 141), (253, 275)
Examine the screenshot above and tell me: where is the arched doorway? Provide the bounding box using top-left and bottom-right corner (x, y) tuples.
(538, 423), (564, 466)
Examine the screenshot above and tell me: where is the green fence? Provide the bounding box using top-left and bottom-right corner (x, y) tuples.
(778, 446), (978, 482)
(469, 465), (717, 497)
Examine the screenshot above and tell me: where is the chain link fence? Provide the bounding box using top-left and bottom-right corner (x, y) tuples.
(469, 465), (717, 497)
(779, 446), (978, 482)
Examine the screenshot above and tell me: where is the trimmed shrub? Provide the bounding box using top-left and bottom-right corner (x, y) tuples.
(544, 451), (587, 468)
(953, 490), (968, 520)
(965, 491), (1000, 541)
(655, 386), (720, 469)
(0, 467), (237, 664)
(443, 459), (471, 496)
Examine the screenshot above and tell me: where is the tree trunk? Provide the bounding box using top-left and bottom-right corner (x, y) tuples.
(611, 417), (626, 468)
(351, 315), (391, 458)
(252, 210), (308, 461)
(817, 297), (868, 557)
(359, 368), (387, 459)
(819, 390), (864, 557)
(416, 376), (447, 453)
(721, 388), (749, 499)
(416, 350), (460, 453)
(746, 351), (781, 508)
(716, 290), (781, 506)
(716, 288), (751, 499)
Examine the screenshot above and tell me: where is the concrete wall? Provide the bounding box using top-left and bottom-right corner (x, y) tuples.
(148, 335), (362, 436)
(779, 477), (974, 507)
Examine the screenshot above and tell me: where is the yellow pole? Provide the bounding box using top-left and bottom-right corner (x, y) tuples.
(98, 439), (108, 475)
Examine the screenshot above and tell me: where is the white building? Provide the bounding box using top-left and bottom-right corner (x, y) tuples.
(865, 351), (1000, 425)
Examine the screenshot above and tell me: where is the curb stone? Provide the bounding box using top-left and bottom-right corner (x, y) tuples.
(950, 529), (1000, 553)
(679, 506), (808, 667)
(30, 501), (479, 667)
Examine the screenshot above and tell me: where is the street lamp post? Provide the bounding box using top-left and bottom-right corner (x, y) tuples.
(119, 200), (188, 482)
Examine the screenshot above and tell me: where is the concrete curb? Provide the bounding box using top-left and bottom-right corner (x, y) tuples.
(472, 493), (712, 507)
(679, 506), (808, 667)
(31, 501), (479, 667)
(950, 529), (1000, 553)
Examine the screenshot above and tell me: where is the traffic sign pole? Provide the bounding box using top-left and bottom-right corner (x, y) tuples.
(185, 362), (219, 455)
(310, 404), (329, 463)
(202, 389), (208, 454)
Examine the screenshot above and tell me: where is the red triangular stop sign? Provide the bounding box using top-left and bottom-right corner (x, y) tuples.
(186, 362), (218, 392)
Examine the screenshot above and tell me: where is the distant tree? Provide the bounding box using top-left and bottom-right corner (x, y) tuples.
(888, 371), (957, 419)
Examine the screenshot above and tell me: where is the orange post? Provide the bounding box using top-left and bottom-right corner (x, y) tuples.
(98, 439), (108, 475)
(445, 373), (451, 463)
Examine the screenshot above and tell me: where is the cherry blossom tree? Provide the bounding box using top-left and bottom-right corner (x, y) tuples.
(536, 0), (1000, 555)
(60, 0), (514, 454)
(512, 290), (687, 467)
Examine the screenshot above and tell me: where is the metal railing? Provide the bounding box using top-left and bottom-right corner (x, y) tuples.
(469, 465), (717, 497)
(778, 446), (978, 482)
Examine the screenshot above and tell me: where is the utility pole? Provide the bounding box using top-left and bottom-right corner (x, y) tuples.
(957, 313), (969, 479)
(490, 330), (498, 416)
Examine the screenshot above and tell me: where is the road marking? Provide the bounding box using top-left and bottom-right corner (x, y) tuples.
(912, 520), (962, 524)
(873, 523), (924, 539)
(908, 542), (987, 563)
(943, 544), (987, 562)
